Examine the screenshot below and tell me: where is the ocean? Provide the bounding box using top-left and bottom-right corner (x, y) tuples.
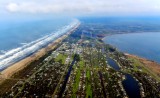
(103, 32), (160, 63)
(0, 17), (79, 70)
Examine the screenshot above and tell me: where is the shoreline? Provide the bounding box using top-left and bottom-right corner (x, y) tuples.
(0, 23), (80, 80)
(101, 31), (160, 40)
(102, 33), (160, 64)
(125, 53), (160, 80)
(102, 34), (160, 80)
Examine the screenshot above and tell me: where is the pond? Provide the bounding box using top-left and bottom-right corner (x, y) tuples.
(106, 57), (141, 98)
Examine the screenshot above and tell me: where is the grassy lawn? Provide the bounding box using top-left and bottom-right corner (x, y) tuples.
(86, 84), (92, 98)
(86, 69), (92, 98)
(72, 70), (81, 98)
(86, 70), (90, 79)
(72, 60), (84, 98)
(55, 53), (67, 64)
(79, 60), (84, 68)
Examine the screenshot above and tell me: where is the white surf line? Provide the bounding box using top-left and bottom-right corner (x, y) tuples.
(0, 19), (80, 70)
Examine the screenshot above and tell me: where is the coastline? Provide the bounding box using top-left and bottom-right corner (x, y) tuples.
(0, 23), (80, 80)
(125, 53), (160, 80)
(101, 32), (160, 41)
(101, 32), (160, 64)
(102, 34), (160, 80)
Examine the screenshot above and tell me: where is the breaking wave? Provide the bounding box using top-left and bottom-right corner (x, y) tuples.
(0, 19), (80, 71)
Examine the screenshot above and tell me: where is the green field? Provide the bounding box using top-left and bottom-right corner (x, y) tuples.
(72, 60), (84, 98)
(55, 53), (67, 64)
(86, 69), (92, 98)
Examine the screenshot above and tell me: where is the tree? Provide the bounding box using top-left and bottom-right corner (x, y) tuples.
(58, 59), (63, 64)
(74, 54), (80, 62)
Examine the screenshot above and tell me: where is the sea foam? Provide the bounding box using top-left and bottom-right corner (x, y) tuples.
(0, 19), (80, 71)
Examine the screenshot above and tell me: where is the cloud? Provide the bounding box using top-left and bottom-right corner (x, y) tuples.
(6, 3), (18, 12)
(6, 1), (93, 14)
(4, 0), (160, 15)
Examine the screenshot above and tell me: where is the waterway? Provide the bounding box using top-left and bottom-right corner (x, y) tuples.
(106, 57), (141, 98)
(58, 58), (76, 98)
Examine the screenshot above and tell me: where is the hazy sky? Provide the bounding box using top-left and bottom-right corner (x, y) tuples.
(1, 0), (160, 16)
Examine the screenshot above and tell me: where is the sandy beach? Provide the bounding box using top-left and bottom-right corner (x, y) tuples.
(0, 23), (80, 80)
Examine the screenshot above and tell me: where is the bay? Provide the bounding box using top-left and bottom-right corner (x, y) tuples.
(103, 32), (160, 63)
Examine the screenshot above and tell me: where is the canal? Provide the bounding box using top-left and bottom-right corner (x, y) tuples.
(58, 58), (76, 98)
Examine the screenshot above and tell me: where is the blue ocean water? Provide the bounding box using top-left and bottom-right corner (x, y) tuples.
(0, 18), (72, 52)
(103, 32), (160, 63)
(0, 17), (80, 70)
